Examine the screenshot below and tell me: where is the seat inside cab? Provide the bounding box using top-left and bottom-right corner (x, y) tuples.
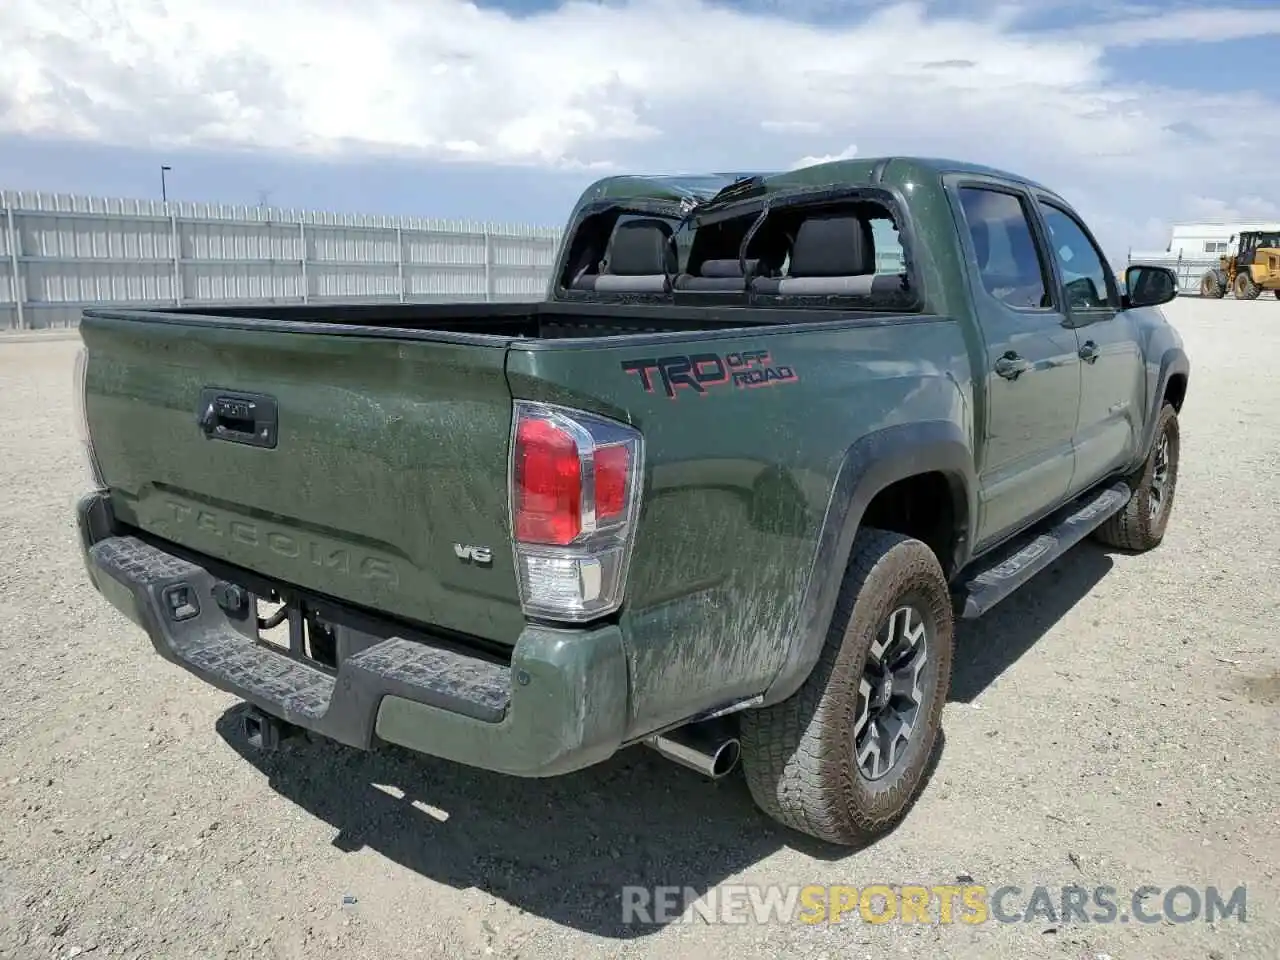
(569, 217), (676, 293)
(750, 213), (905, 296)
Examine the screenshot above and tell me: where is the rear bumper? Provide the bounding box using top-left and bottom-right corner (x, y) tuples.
(76, 492), (629, 777)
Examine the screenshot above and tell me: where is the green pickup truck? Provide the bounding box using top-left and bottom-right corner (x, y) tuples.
(73, 157), (1189, 845)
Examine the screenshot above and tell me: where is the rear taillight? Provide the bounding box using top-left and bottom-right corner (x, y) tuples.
(509, 401), (643, 622)
(73, 345), (105, 491)
(514, 417), (582, 545)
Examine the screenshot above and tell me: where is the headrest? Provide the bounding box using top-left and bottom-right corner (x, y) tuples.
(789, 215), (876, 277)
(606, 218), (675, 276)
(697, 258), (761, 278)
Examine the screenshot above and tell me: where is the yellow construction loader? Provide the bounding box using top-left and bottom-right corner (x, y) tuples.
(1200, 230), (1280, 299)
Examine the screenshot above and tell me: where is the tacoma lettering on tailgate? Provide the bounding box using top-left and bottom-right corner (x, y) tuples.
(161, 500), (400, 587)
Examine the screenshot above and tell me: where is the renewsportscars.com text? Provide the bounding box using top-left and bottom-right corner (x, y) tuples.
(620, 883), (1248, 926)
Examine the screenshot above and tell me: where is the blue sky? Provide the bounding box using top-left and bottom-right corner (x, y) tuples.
(3, 0), (1280, 260)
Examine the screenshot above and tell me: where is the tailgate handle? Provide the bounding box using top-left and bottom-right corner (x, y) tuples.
(197, 389), (278, 449)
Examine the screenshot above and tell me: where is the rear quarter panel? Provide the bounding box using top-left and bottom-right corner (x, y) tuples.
(507, 316), (973, 739)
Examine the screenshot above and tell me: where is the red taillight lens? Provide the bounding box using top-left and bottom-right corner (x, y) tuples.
(514, 417), (582, 545)
(509, 401), (644, 622)
(594, 444), (630, 520)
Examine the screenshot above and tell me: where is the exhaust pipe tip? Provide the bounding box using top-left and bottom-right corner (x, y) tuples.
(708, 737), (741, 779)
(645, 721), (742, 780)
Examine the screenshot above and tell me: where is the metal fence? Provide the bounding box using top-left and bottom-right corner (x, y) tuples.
(0, 189), (565, 330)
(1125, 253), (1219, 295)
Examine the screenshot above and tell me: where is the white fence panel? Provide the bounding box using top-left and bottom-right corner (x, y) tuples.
(0, 189), (564, 330)
(1126, 252), (1222, 295)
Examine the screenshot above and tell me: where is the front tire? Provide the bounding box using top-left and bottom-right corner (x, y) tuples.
(739, 529), (953, 846)
(1093, 403), (1180, 551)
(1200, 271), (1225, 298)
(1234, 271), (1261, 300)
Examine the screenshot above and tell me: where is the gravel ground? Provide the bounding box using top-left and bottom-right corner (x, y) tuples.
(1, 298), (1277, 960)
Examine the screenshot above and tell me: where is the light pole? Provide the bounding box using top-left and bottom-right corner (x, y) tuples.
(160, 165), (172, 203)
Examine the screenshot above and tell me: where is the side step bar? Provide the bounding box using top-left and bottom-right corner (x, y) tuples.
(955, 481), (1131, 619)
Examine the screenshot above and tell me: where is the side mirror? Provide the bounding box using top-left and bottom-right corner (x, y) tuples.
(1123, 264), (1178, 309)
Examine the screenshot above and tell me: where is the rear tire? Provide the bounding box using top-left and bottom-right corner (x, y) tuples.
(1200, 271), (1225, 298)
(739, 529), (953, 846)
(1234, 271), (1261, 300)
(1093, 403), (1180, 551)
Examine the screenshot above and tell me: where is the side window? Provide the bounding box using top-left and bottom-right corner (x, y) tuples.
(1038, 202), (1117, 311)
(958, 187), (1050, 310)
(774, 215), (902, 276)
(871, 217), (905, 274)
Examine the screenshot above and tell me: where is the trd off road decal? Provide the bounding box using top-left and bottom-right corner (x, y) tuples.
(620, 350), (799, 399)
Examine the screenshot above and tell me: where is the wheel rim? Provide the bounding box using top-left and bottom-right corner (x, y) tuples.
(1148, 432), (1171, 522)
(854, 605), (930, 781)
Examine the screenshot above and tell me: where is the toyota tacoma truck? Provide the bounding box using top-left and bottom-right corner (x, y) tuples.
(73, 157), (1189, 845)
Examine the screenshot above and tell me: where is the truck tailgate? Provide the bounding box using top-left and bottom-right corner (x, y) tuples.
(79, 313), (525, 646)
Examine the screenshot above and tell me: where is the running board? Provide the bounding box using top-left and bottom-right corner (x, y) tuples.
(955, 481), (1131, 619)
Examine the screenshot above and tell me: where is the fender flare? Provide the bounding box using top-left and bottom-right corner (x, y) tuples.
(761, 420), (976, 707)
(1131, 346), (1190, 472)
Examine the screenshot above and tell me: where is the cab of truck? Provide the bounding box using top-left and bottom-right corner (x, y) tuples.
(547, 168), (919, 312)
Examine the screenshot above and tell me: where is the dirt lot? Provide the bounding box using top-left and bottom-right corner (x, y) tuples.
(1, 299), (1277, 960)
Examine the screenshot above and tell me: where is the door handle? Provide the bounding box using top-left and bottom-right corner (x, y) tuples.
(994, 351), (1033, 381)
(196, 388), (279, 448)
(1079, 340), (1099, 363)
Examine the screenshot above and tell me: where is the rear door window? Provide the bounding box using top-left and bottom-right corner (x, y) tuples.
(957, 187), (1051, 311)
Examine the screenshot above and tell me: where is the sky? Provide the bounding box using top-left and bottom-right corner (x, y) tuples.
(2, 0), (1280, 261)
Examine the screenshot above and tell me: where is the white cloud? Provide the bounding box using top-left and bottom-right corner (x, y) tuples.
(1185, 195), (1280, 223)
(761, 120), (824, 134)
(1082, 7), (1280, 47)
(2, 0), (1279, 258)
(790, 144), (858, 169)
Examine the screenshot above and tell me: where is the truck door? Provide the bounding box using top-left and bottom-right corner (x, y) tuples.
(1032, 197), (1144, 497)
(952, 182), (1082, 548)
